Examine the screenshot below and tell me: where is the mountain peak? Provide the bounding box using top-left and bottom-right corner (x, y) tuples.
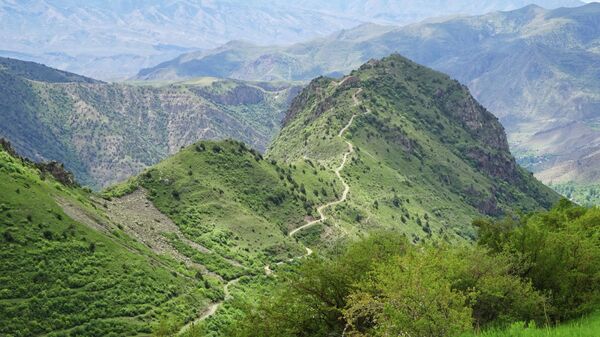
(269, 56), (558, 239)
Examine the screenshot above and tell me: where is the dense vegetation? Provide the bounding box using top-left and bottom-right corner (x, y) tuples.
(0, 54), (593, 337)
(198, 201), (599, 337)
(0, 143), (214, 337)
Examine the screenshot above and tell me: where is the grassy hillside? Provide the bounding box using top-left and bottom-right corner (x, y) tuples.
(0, 55), (569, 337)
(0, 142), (219, 337)
(105, 139), (341, 271)
(217, 200), (599, 337)
(0, 134), (348, 336)
(0, 57), (299, 189)
(269, 55), (559, 243)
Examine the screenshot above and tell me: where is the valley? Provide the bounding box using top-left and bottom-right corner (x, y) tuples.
(0, 54), (567, 336)
(0, 57), (300, 189)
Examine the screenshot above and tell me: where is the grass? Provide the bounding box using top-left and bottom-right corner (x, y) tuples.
(465, 312), (600, 337)
(0, 146), (212, 337)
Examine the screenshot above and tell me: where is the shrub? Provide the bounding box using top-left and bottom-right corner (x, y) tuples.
(475, 200), (600, 321)
(344, 250), (473, 337)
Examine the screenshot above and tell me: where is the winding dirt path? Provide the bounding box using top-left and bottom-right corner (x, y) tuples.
(178, 85), (365, 334)
(178, 278), (240, 335)
(289, 87), (363, 238)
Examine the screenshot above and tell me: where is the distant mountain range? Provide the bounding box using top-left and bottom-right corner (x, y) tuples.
(0, 0), (584, 79)
(138, 3), (600, 194)
(0, 57), (299, 188)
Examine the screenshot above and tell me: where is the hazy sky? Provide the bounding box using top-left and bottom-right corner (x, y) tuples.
(0, 0), (594, 79)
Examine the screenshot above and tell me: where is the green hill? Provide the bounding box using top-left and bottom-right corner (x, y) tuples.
(0, 141), (220, 337)
(268, 54), (559, 243)
(0, 134), (343, 336)
(104, 139), (340, 271)
(0, 57), (299, 189)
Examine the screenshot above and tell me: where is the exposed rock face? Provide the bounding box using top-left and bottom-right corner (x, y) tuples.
(436, 84), (510, 153)
(36, 161), (78, 187)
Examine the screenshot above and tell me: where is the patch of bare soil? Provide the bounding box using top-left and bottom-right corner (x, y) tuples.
(100, 188), (216, 273)
(56, 196), (112, 234)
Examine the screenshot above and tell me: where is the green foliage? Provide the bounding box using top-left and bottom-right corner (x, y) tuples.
(0, 148), (208, 336)
(225, 233), (410, 337)
(343, 245), (547, 336)
(224, 232), (550, 337)
(476, 200), (600, 321)
(269, 54), (559, 244)
(345, 250), (473, 337)
(114, 139), (339, 271)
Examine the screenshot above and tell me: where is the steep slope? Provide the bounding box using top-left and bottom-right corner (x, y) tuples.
(0, 56), (563, 336)
(0, 57), (299, 189)
(0, 141), (219, 337)
(141, 3), (600, 203)
(0, 133), (346, 335)
(269, 55), (559, 242)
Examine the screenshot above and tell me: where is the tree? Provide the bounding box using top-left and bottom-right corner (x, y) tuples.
(476, 200), (600, 321)
(344, 249), (472, 337)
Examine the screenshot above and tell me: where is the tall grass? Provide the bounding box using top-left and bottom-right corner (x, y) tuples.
(466, 312), (600, 337)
